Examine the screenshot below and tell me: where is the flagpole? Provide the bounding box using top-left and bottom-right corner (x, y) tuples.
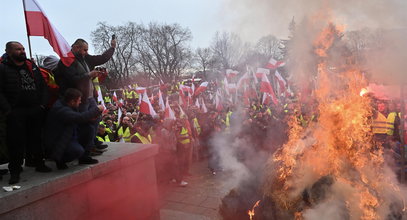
(22, 0), (33, 59)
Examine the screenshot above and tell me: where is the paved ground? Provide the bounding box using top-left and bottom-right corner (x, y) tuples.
(158, 160), (230, 220)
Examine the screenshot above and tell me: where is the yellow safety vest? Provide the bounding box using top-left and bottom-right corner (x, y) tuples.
(96, 135), (110, 142)
(373, 112), (394, 135)
(225, 111), (233, 128)
(193, 118), (201, 135)
(386, 112), (398, 135)
(179, 127), (190, 144)
(133, 132), (152, 144)
(118, 126), (131, 142)
(104, 96), (111, 103)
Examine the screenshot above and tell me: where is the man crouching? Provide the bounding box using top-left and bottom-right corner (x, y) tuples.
(44, 88), (103, 169)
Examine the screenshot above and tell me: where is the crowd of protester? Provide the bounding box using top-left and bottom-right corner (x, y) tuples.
(0, 39), (406, 187)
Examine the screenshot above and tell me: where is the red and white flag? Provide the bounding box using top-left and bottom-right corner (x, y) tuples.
(195, 98), (200, 108)
(255, 68), (270, 78)
(164, 97), (175, 120)
(260, 74), (278, 105)
(237, 72), (251, 89)
(140, 91), (157, 117)
(112, 91), (118, 104)
(266, 57), (285, 69)
(274, 70), (288, 95)
(158, 90), (165, 111)
(135, 87), (146, 94)
(194, 81), (208, 96)
(117, 107), (122, 125)
(23, 0), (74, 66)
(226, 69), (239, 78)
(201, 98), (208, 113)
(179, 105), (187, 118)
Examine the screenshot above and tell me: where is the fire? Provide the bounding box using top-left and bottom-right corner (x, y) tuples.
(262, 21), (405, 219)
(247, 200), (260, 220)
(360, 88), (369, 96)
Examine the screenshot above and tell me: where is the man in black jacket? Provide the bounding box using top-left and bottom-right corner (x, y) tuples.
(55, 38), (115, 163)
(0, 41), (51, 184)
(44, 88), (103, 169)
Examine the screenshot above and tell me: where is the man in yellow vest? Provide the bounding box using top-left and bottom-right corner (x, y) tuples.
(372, 101), (399, 148)
(174, 117), (192, 187)
(131, 123), (152, 144)
(96, 124), (111, 143)
(117, 116), (133, 142)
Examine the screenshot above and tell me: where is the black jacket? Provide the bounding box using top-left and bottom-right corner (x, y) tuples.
(0, 56), (48, 114)
(55, 47), (114, 99)
(44, 99), (101, 160)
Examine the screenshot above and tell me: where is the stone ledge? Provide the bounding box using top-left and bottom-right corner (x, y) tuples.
(0, 143), (158, 217)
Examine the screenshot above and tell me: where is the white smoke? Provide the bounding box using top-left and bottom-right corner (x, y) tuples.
(218, 0), (407, 42)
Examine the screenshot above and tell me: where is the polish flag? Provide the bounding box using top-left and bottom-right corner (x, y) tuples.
(226, 69), (239, 78)
(117, 107), (122, 125)
(23, 0), (74, 66)
(135, 87), (146, 94)
(96, 87), (105, 106)
(195, 98), (200, 108)
(237, 72), (251, 89)
(262, 93), (272, 105)
(226, 83), (237, 94)
(164, 97), (176, 120)
(274, 70), (288, 94)
(266, 57), (285, 69)
(255, 68), (270, 78)
(112, 91), (118, 103)
(158, 90), (165, 111)
(194, 82), (208, 96)
(260, 74), (278, 105)
(201, 98), (208, 113)
(215, 92), (223, 111)
(140, 91), (157, 117)
(101, 102), (109, 114)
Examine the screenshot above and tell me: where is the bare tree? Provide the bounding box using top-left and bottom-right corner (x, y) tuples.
(193, 47), (213, 78)
(134, 23), (193, 82)
(91, 22), (140, 87)
(255, 35), (283, 60)
(210, 31), (248, 70)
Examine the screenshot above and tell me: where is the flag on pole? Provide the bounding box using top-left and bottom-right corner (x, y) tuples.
(135, 87), (146, 94)
(23, 0), (75, 66)
(164, 97), (176, 120)
(255, 68), (270, 78)
(112, 91), (118, 104)
(158, 90), (165, 111)
(201, 98), (208, 113)
(195, 98), (200, 108)
(140, 91), (157, 117)
(266, 57), (285, 69)
(117, 107), (122, 125)
(194, 81), (208, 96)
(226, 69), (239, 78)
(96, 87), (105, 106)
(275, 70), (288, 95)
(260, 74), (278, 105)
(237, 72), (250, 89)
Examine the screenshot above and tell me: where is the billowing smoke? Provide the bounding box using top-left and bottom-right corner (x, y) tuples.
(219, 0), (407, 42)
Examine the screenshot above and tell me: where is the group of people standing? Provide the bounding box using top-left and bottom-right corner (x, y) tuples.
(0, 37), (116, 184)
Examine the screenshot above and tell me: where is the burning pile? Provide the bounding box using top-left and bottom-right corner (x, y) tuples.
(260, 23), (407, 219)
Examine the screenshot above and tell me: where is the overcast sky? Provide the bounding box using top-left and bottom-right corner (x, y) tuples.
(0, 0), (226, 56)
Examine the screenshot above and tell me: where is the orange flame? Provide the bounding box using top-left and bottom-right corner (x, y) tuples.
(262, 21), (402, 219)
(247, 200), (261, 220)
(360, 88), (369, 96)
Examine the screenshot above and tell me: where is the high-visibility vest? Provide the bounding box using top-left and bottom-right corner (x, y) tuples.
(193, 118), (201, 135)
(225, 111), (233, 127)
(118, 126), (131, 142)
(133, 132), (152, 144)
(386, 112), (398, 135)
(93, 77), (101, 91)
(96, 134), (110, 142)
(104, 96), (111, 103)
(178, 127), (190, 144)
(266, 108), (272, 116)
(373, 112), (394, 135)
